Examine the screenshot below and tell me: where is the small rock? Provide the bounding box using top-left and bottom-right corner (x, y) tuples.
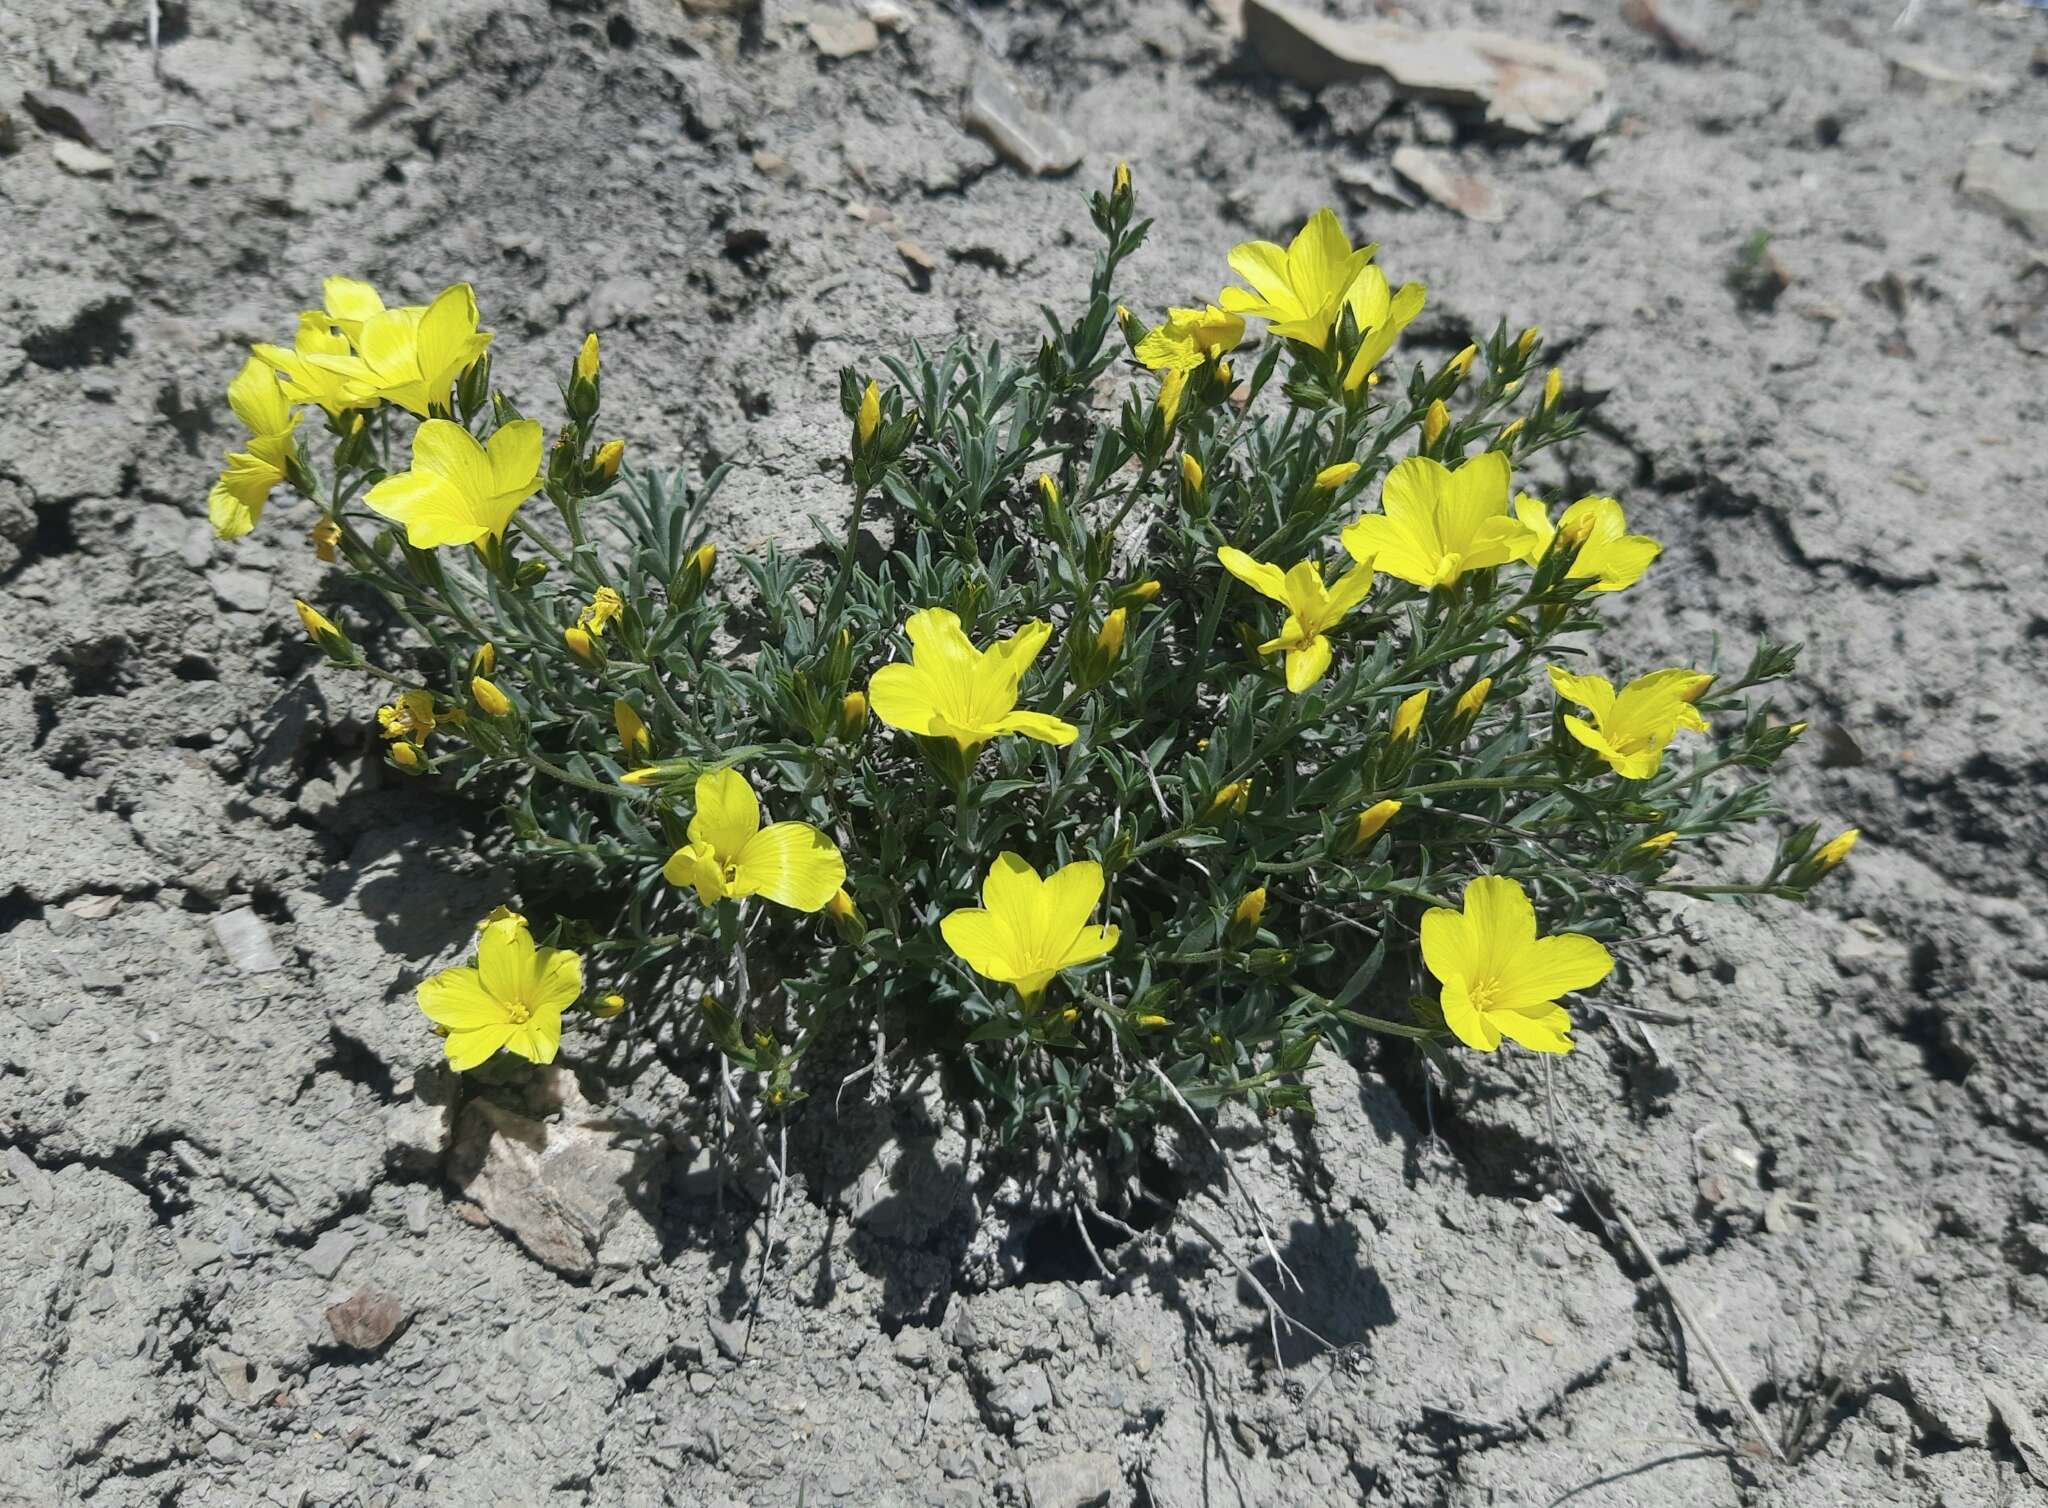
(1897, 1354), (1993, 1445)
(1960, 137), (2048, 244)
(207, 566), (272, 613)
(347, 33), (388, 94)
(992, 1363), (1053, 1429)
(22, 86), (116, 148)
(1241, 0), (1606, 135)
(447, 1099), (665, 1276)
(962, 65), (1082, 178)
(864, 0), (911, 31)
(64, 892), (122, 920)
(4, 1148), (52, 1209)
(1885, 51), (2012, 98)
(891, 1329), (931, 1368)
(324, 1287), (407, 1352)
(807, 9), (880, 58)
(1984, 1384), (2047, 1480)
(205, 1347), (259, 1405)
(212, 909), (284, 974)
(1390, 144), (1503, 223)
(403, 1191), (431, 1235)
(1024, 1451), (1119, 1508)
(52, 141), (115, 179)
(177, 1238), (224, 1269)
(706, 1310), (746, 1362)
(688, 1370), (716, 1395)
(751, 149), (789, 176)
(896, 238), (936, 291)
(1620, 0), (1713, 59)
(299, 1229), (359, 1281)
(385, 1061), (461, 1169)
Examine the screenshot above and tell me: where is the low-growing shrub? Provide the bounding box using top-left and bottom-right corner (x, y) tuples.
(217, 169), (1853, 1148)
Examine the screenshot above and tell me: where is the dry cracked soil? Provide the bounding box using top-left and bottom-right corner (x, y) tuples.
(3, 0), (2048, 1505)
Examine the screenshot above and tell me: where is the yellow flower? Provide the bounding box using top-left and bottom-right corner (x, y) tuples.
(471, 677), (512, 717)
(838, 691), (868, 743)
(1638, 830), (1679, 853)
(1815, 828), (1859, 870)
(1180, 452), (1205, 494)
(1314, 461), (1361, 491)
(1548, 665), (1713, 779)
(1205, 779), (1252, 820)
(1423, 876), (1611, 1054)
(305, 282), (493, 417)
(867, 608), (1077, 753)
(576, 333), (600, 383)
(577, 586), (625, 638)
(940, 852), (1120, 1003)
(470, 642), (496, 676)
(207, 357), (303, 540)
(293, 599), (339, 644)
(1231, 887), (1267, 931)
(1346, 798), (1402, 851)
(1339, 265), (1426, 390)
(1340, 452), (1532, 589)
(476, 905), (525, 932)
(416, 914), (583, 1071)
(364, 418), (543, 549)
(1130, 579), (1162, 603)
(1454, 677), (1493, 721)
(310, 518), (343, 562)
(1516, 326), (1542, 358)
(1219, 208), (1378, 349)
(1390, 688), (1429, 743)
(856, 379), (882, 445)
(1218, 546), (1375, 693)
(1095, 607), (1128, 661)
(564, 626), (596, 662)
(377, 689), (438, 743)
(319, 276), (387, 345)
(1421, 399), (1450, 449)
(1134, 304), (1246, 372)
(592, 438), (624, 483)
(614, 699), (652, 760)
(253, 313), (363, 420)
(593, 992), (627, 1019)
(1542, 367), (1563, 411)
(1513, 494), (1662, 593)
(1446, 344), (1477, 383)
(663, 769), (846, 912)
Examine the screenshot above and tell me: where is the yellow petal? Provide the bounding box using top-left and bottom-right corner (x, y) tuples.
(529, 944), (585, 1011)
(478, 919), (540, 1005)
(868, 662), (943, 736)
(1498, 933), (1613, 1012)
(1438, 975), (1500, 1052)
(444, 1022), (517, 1072)
(1492, 1003), (1575, 1054)
(1218, 546), (1290, 604)
(1284, 635), (1332, 692)
(991, 711), (1078, 746)
(504, 1010), (563, 1065)
(689, 768), (762, 859)
(1419, 906), (1474, 987)
(733, 822), (846, 913)
(1546, 666), (1617, 722)
(417, 966), (503, 1030)
(364, 468), (483, 549)
(941, 907), (1021, 985)
(663, 841), (728, 905)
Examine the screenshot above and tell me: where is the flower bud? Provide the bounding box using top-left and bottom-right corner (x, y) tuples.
(1390, 689), (1429, 744)
(567, 334), (600, 421)
(1095, 607), (1128, 662)
(591, 438), (624, 485)
(838, 691), (868, 743)
(471, 677), (513, 718)
(576, 333), (600, 383)
(1127, 578), (1162, 605)
(1038, 474), (1060, 509)
(620, 759), (701, 787)
(593, 992), (627, 1018)
(856, 379), (882, 448)
(1637, 830), (1679, 854)
(1422, 400), (1449, 449)
(293, 598), (341, 646)
(1451, 677), (1492, 738)
(1541, 367), (1563, 412)
(826, 887), (865, 944)
(1446, 344), (1477, 384)
(1117, 304), (1144, 353)
(564, 625), (597, 662)
(1314, 460), (1361, 492)
(1134, 1013), (1169, 1029)
(1497, 418), (1526, 447)
(1112, 159), (1131, 201)
(457, 352), (492, 421)
(1204, 778), (1251, 822)
(674, 542), (717, 606)
(515, 558), (550, 588)
(311, 518), (342, 563)
(1516, 326), (1542, 359)
(471, 642), (496, 676)
(390, 741), (423, 771)
(1180, 452), (1204, 496)
(1813, 827), (1858, 871)
(614, 699), (652, 760)
(1339, 798), (1402, 855)
(1227, 886), (1267, 945)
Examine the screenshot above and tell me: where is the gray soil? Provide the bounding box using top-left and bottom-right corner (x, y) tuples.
(3, 0), (2046, 1504)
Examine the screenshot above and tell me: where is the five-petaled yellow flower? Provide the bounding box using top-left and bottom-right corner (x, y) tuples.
(941, 852), (1120, 1003)
(253, 312), (363, 420)
(1219, 208), (1377, 349)
(306, 282), (493, 417)
(417, 911), (583, 1071)
(1548, 665), (1713, 779)
(208, 357), (302, 540)
(1422, 875), (1612, 1055)
(1218, 546), (1375, 693)
(868, 608), (1077, 753)
(365, 418), (544, 549)
(1514, 494), (1662, 593)
(1342, 452), (1532, 589)
(1339, 264), (1426, 391)
(662, 769), (846, 912)
(1135, 304), (1246, 372)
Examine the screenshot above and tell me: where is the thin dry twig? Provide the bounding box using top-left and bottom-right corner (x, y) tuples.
(1149, 1061), (1300, 1294)
(1175, 1204), (1336, 1363)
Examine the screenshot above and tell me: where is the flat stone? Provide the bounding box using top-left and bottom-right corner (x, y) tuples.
(1896, 1353), (1993, 1444)
(22, 86), (116, 148)
(385, 1060), (461, 1169)
(1961, 137), (2048, 244)
(1391, 144), (1504, 223)
(212, 908), (284, 974)
(961, 65), (1081, 178)
(1242, 0), (1607, 135)
(1024, 1452), (1119, 1508)
(324, 1287), (407, 1352)
(207, 566), (272, 613)
(806, 9), (880, 58)
(1885, 50), (2012, 97)
(298, 1229), (358, 1281)
(1984, 1384), (2048, 1481)
(446, 1098), (664, 1276)
(52, 141), (115, 178)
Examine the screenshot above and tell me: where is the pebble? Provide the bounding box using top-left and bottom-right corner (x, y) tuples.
(1960, 136), (2048, 244)
(806, 9), (880, 58)
(212, 909), (284, 974)
(1390, 145), (1504, 224)
(325, 1287), (407, 1352)
(1022, 1451), (1119, 1508)
(961, 65), (1081, 178)
(404, 1191), (431, 1236)
(299, 1229), (359, 1280)
(52, 141), (115, 178)
(22, 86), (116, 148)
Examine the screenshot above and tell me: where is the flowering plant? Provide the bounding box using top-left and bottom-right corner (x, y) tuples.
(229, 171), (1852, 1142)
